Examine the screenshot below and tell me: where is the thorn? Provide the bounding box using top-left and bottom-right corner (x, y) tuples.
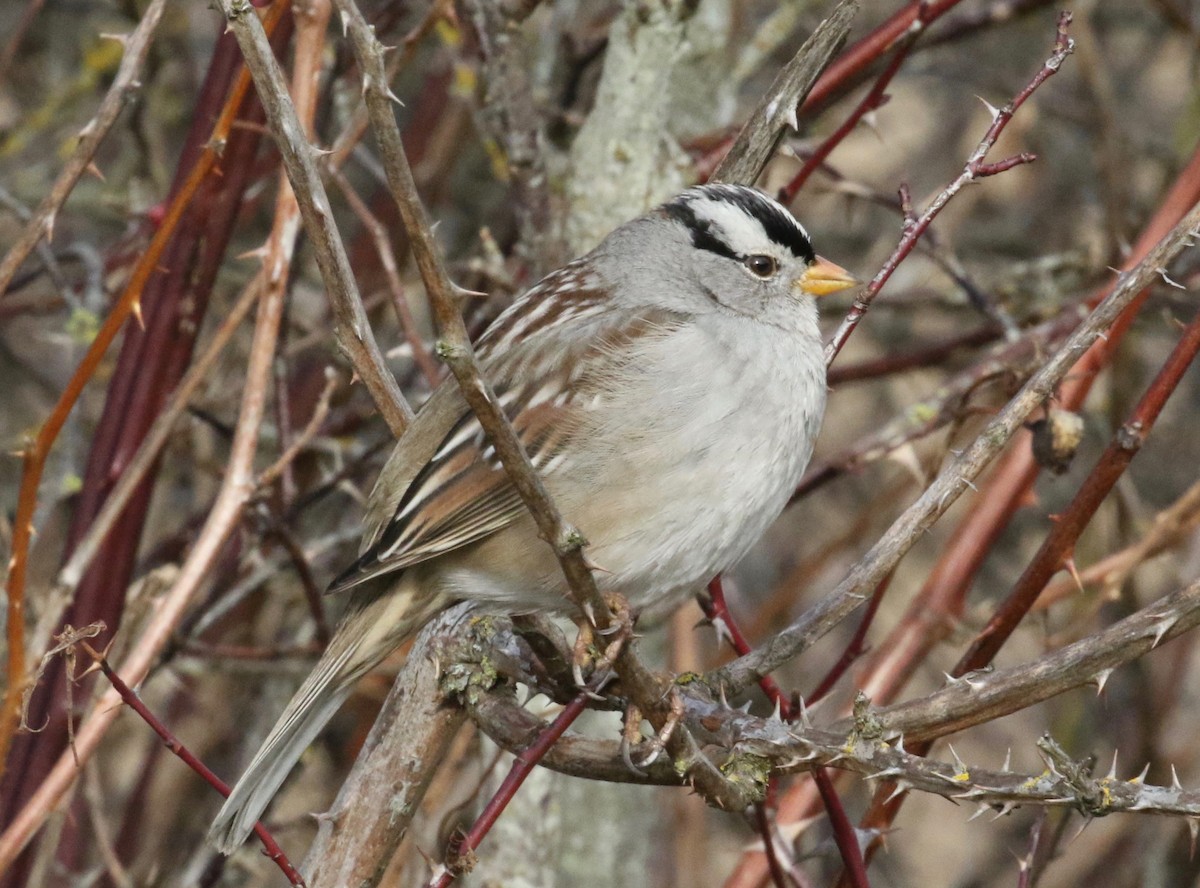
(990, 802), (1016, 820)
(1002, 748), (1012, 772)
(863, 767), (903, 782)
(861, 109), (882, 140)
(237, 244), (270, 263)
(884, 779), (911, 804)
(709, 615), (735, 648)
(1107, 750), (1119, 781)
(98, 30), (131, 47)
(1093, 668), (1113, 695)
(1149, 616), (1178, 648)
(85, 161), (106, 182)
(968, 803), (991, 822)
(131, 298), (144, 330)
(1064, 556), (1084, 593)
(1172, 764), (1183, 792)
(948, 743), (968, 775)
(977, 95), (1002, 121)
(1131, 762), (1150, 785)
(1158, 267), (1188, 290)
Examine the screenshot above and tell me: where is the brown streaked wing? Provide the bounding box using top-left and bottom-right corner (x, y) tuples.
(327, 296), (685, 596)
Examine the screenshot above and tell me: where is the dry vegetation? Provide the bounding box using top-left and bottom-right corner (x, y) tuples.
(3, 1), (1200, 886)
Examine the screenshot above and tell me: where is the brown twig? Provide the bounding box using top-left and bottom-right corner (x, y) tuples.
(217, 0), (414, 439)
(328, 168), (442, 389)
(1034, 478), (1200, 611)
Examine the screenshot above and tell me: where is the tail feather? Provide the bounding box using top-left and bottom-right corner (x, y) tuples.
(207, 583), (442, 854)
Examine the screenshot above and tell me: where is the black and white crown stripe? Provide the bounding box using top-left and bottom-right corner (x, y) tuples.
(663, 184), (816, 266)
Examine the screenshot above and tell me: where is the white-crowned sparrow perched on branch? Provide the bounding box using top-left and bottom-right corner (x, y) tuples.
(208, 183), (855, 853)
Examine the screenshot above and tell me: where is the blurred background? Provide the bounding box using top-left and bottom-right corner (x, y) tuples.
(3, 0), (1200, 886)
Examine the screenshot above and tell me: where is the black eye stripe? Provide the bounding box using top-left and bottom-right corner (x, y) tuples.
(662, 185), (816, 264)
(662, 201), (740, 262)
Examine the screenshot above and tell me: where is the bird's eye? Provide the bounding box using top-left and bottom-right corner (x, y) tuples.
(744, 254), (778, 279)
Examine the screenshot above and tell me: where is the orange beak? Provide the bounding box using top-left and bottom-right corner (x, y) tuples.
(797, 255), (858, 297)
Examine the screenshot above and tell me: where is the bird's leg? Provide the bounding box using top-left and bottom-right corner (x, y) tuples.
(570, 591), (635, 694)
(619, 684), (684, 773)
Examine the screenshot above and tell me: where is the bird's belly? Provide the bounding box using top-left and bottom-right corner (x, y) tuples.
(433, 320), (824, 614)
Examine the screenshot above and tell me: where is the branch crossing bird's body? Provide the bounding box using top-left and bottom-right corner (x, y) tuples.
(208, 184), (856, 854)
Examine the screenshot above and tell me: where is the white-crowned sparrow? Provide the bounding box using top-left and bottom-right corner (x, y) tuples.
(209, 183), (855, 853)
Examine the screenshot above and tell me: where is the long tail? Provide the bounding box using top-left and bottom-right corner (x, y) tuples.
(207, 581), (445, 854)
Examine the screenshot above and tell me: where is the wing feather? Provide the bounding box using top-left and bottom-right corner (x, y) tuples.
(328, 264), (684, 595)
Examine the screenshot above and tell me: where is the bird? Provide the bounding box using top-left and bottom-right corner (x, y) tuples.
(208, 182), (856, 853)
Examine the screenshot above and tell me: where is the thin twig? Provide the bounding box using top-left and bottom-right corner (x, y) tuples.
(78, 643), (305, 886)
(328, 167), (442, 388)
(823, 12), (1075, 365)
(0, 0), (167, 297)
(217, 0), (414, 438)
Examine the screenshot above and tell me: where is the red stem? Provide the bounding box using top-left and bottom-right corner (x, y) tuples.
(958, 300), (1200, 672)
(429, 693), (591, 888)
(704, 578), (869, 887)
(823, 11), (1074, 366)
(81, 644), (305, 887)
(780, 2), (933, 203)
(807, 572), (893, 705)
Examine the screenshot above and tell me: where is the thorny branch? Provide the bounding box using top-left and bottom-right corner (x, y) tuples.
(464, 569), (1200, 822)
(711, 134), (1200, 698)
(823, 11), (1076, 364)
(76, 639), (305, 886)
